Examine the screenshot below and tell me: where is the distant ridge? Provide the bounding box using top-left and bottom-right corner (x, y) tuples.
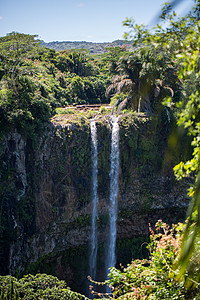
(41, 40), (133, 54)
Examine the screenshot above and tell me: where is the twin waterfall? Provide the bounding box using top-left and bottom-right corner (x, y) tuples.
(89, 116), (120, 281)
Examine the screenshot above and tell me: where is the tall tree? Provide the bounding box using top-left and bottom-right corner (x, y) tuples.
(106, 48), (177, 113)
(123, 0), (200, 282)
(0, 32), (39, 93)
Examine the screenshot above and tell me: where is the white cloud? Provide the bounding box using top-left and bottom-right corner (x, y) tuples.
(77, 3), (85, 7)
(0, 16), (3, 20)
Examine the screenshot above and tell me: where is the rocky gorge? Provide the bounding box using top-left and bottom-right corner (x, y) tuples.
(0, 107), (190, 293)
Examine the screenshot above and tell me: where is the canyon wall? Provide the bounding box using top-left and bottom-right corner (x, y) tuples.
(0, 113), (190, 292)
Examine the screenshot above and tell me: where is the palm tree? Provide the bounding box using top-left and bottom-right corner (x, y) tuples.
(106, 46), (177, 114)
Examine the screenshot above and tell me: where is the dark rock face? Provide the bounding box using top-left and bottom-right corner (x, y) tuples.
(0, 114), (190, 292)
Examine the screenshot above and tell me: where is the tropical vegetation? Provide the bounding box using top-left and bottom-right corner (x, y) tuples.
(89, 221), (200, 299)
(0, 0), (200, 299)
(0, 32), (112, 134)
(0, 273), (87, 299)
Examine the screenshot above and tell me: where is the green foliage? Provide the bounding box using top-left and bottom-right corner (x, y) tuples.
(100, 46), (130, 75)
(160, 4), (200, 281)
(1, 4), (200, 298)
(122, 0), (200, 284)
(0, 274), (87, 299)
(55, 107), (74, 115)
(90, 221), (200, 299)
(0, 33), (113, 134)
(0, 32), (39, 83)
(0, 277), (19, 300)
(25, 245), (90, 295)
(110, 93), (128, 111)
(106, 46), (179, 113)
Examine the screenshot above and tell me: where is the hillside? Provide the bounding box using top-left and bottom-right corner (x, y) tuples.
(41, 39), (133, 54)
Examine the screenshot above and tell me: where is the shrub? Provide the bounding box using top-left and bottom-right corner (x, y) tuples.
(0, 274), (88, 299)
(89, 221), (200, 299)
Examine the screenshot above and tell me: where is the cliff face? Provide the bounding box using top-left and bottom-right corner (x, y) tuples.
(0, 113), (190, 292)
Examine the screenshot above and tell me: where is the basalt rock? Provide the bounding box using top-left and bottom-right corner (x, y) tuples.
(0, 113), (190, 293)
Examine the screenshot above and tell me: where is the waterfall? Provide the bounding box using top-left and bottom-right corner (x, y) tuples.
(106, 115), (120, 278)
(89, 116), (120, 287)
(89, 120), (99, 280)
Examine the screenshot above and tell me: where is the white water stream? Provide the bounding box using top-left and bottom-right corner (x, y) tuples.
(106, 115), (120, 278)
(89, 115), (120, 288)
(89, 120), (99, 280)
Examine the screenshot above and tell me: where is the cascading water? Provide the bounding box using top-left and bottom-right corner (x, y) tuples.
(105, 115), (120, 278)
(89, 115), (120, 292)
(89, 120), (99, 280)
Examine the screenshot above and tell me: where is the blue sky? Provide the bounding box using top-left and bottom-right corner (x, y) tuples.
(0, 0), (194, 42)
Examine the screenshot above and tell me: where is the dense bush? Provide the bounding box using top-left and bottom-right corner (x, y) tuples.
(0, 33), (111, 133)
(89, 221), (200, 299)
(0, 274), (87, 299)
